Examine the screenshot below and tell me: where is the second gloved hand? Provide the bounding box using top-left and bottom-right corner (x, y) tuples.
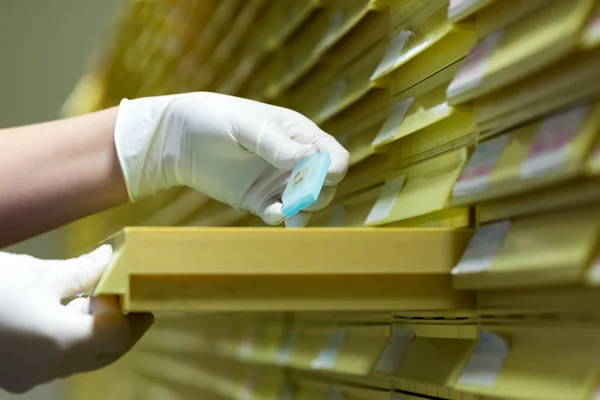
(0, 245), (153, 393)
(114, 92), (350, 227)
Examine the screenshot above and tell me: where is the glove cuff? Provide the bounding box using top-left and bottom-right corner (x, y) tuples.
(114, 95), (179, 201)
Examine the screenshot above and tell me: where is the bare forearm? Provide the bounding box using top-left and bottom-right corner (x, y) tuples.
(0, 107), (129, 247)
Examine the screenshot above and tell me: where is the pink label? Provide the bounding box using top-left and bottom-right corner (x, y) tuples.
(453, 134), (509, 197)
(521, 106), (588, 178)
(593, 143), (600, 159)
(447, 30), (503, 98)
(589, 252), (600, 281)
(594, 386), (600, 400)
(585, 9), (600, 42)
(452, 221), (511, 274)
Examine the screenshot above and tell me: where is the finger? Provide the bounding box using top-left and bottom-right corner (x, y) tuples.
(47, 245), (113, 299)
(285, 212), (311, 228)
(238, 122), (318, 171)
(65, 297), (90, 314)
(303, 186), (337, 212)
(257, 199), (286, 226)
(312, 135), (350, 186)
(278, 112), (350, 186)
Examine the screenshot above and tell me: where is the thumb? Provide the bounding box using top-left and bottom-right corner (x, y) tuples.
(253, 128), (318, 170)
(46, 245), (113, 299)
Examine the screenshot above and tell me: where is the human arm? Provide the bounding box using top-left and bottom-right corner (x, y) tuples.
(0, 92), (350, 248)
(0, 107), (128, 247)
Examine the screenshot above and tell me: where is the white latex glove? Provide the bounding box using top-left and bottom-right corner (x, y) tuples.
(115, 92), (350, 227)
(0, 245), (153, 393)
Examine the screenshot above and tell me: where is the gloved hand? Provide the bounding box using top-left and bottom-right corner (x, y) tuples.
(0, 245), (153, 393)
(114, 92), (350, 227)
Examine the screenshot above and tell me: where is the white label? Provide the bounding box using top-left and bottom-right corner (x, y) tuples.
(365, 175), (407, 225)
(447, 29), (503, 98)
(374, 326), (416, 375)
(452, 220), (511, 275)
(520, 106), (589, 178)
(311, 329), (348, 370)
(584, 9), (600, 44)
(371, 31), (414, 81)
(316, 9), (346, 53)
(452, 134), (509, 197)
(372, 98), (415, 146)
(458, 330), (509, 387)
(588, 252), (600, 281)
(328, 206), (347, 227)
(592, 383), (600, 400)
(319, 79), (349, 121)
(238, 325), (257, 359)
(448, 0), (478, 20)
(277, 329), (298, 365)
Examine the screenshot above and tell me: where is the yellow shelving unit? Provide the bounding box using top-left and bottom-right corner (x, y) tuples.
(95, 227), (473, 312)
(62, 0), (600, 399)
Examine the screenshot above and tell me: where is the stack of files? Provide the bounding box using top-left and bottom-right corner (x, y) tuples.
(240, 49), (286, 102)
(276, 5), (336, 92)
(201, 0), (269, 92)
(450, 103), (600, 290)
(309, 0), (391, 56)
(279, 0), (387, 95)
(447, 0), (497, 23)
(376, 0), (477, 95)
(313, 9), (390, 123)
(288, 65), (337, 121)
(74, 311), (561, 400)
(321, 89), (390, 167)
(311, 149), (471, 229)
(449, 0), (546, 36)
(447, 0), (597, 122)
(452, 103), (600, 206)
(133, 0), (226, 97)
(304, 0), (479, 230)
(170, 0), (246, 93)
(474, 46), (600, 137)
(285, 2), (390, 123)
(211, 0), (321, 101)
(214, 3), (291, 96)
(276, 0), (324, 48)
(373, 63), (474, 163)
(310, 66), (476, 229)
(452, 205), (600, 289)
(452, 322), (600, 400)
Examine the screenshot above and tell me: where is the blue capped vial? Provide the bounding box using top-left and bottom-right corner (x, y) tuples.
(281, 152), (331, 218)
